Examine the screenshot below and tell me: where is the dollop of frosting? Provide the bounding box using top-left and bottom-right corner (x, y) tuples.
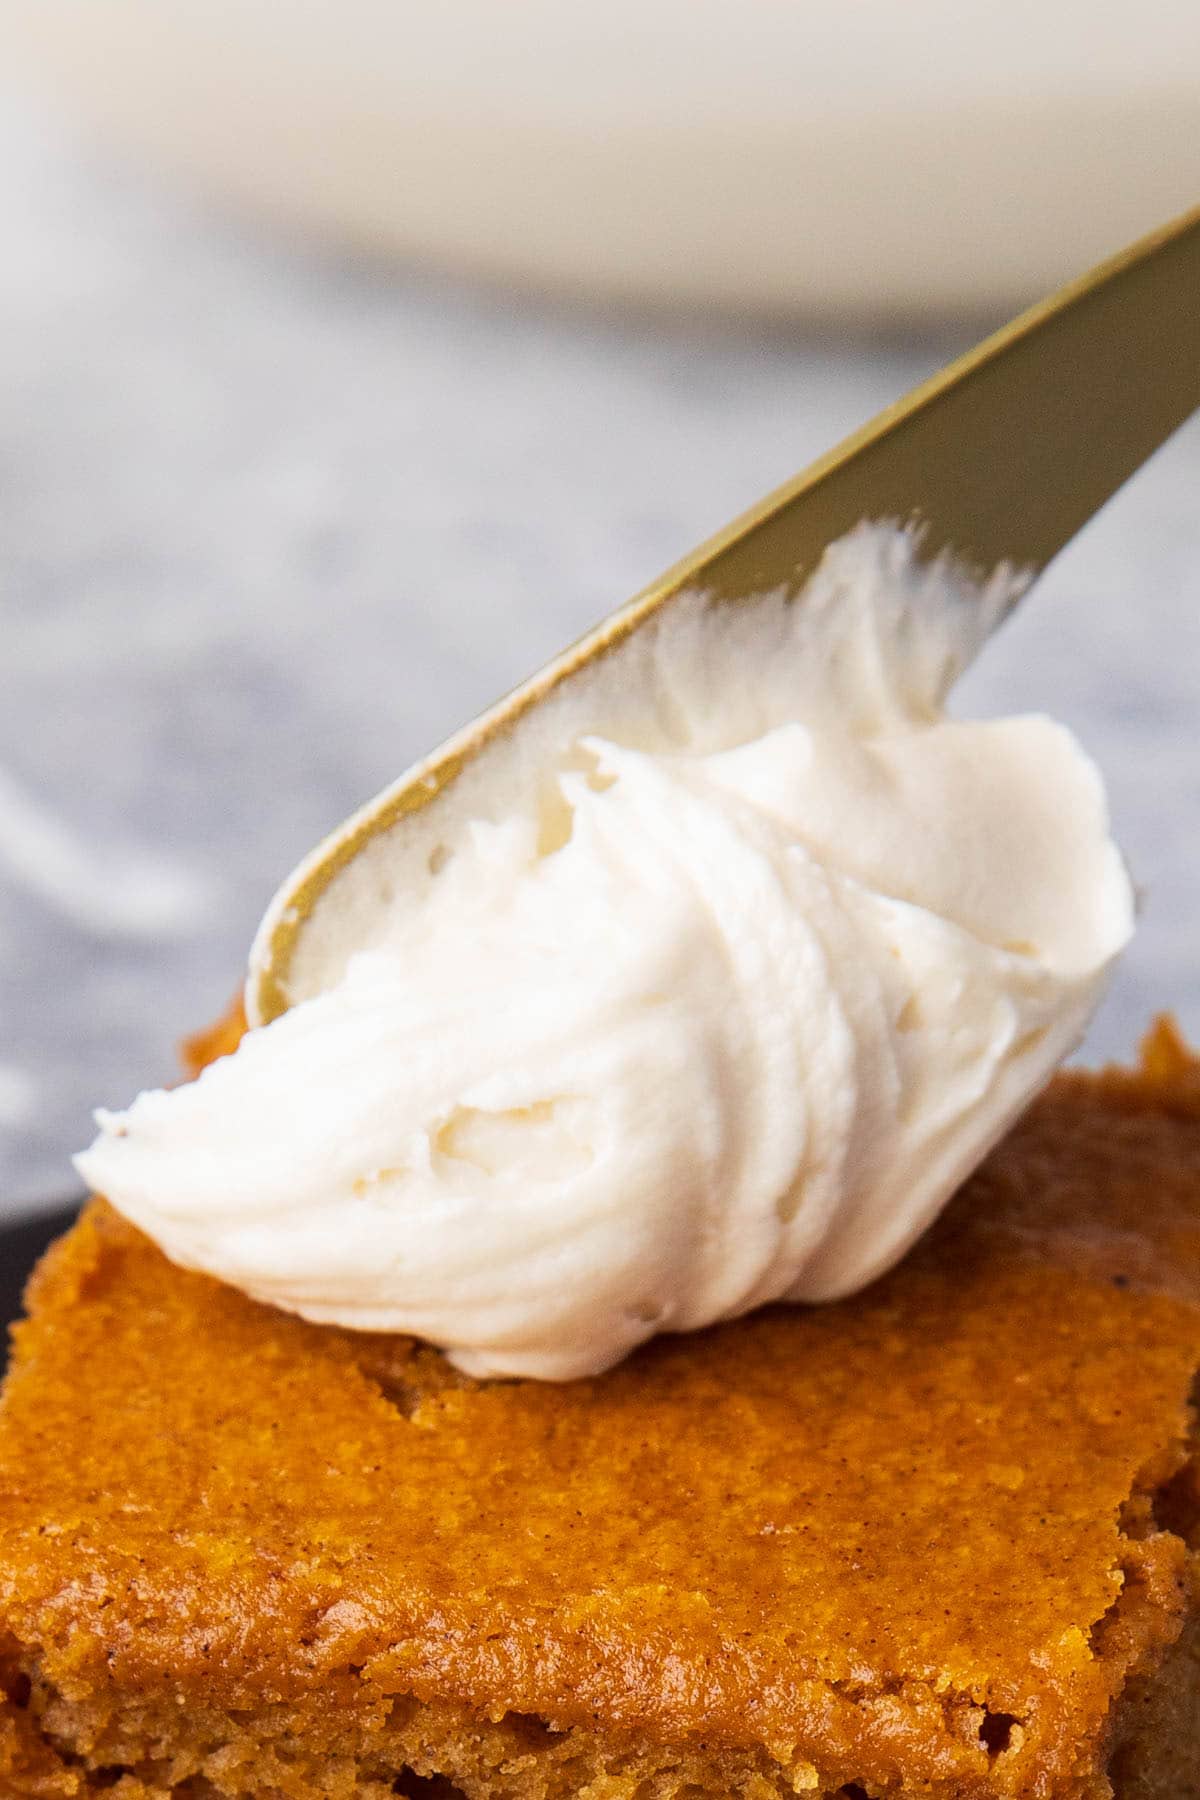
(76, 526), (1134, 1379)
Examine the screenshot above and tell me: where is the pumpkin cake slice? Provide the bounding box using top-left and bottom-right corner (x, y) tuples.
(2, 1021), (1200, 1800)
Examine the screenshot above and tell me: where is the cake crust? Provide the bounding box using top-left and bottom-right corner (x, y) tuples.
(1, 1022), (1200, 1799)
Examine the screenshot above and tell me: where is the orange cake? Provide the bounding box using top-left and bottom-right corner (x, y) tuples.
(2, 1019), (1200, 1800)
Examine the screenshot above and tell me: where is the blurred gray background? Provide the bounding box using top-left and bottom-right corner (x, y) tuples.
(1, 90), (1197, 1221)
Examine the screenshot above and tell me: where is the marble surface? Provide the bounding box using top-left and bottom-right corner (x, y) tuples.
(1, 95), (1197, 1221)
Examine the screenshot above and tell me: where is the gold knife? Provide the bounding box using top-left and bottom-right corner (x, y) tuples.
(251, 203), (1200, 1025)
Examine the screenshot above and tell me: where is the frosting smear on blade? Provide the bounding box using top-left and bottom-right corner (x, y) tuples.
(77, 526), (1135, 1379)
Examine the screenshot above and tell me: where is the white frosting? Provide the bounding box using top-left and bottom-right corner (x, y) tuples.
(76, 526), (1134, 1380)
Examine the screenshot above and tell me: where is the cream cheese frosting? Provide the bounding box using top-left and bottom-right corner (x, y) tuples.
(76, 525), (1135, 1379)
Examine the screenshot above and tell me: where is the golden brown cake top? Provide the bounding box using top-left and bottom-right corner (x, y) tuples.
(2, 1022), (1200, 1798)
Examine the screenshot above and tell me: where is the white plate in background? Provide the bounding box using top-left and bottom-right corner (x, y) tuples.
(2, 3), (1199, 316)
